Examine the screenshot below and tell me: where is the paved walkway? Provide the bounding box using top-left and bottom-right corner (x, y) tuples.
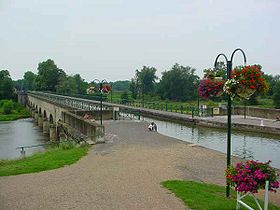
(202, 115), (280, 129)
(0, 121), (279, 209)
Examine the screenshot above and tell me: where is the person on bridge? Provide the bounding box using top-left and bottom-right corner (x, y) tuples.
(83, 113), (90, 120)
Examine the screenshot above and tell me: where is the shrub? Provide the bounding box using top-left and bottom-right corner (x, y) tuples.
(2, 100), (13, 114)
(59, 141), (76, 150)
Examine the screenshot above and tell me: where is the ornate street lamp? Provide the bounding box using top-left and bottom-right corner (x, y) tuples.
(214, 48), (247, 198)
(91, 79), (110, 125)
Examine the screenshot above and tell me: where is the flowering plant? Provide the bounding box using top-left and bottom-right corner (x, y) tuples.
(100, 84), (111, 93)
(86, 85), (111, 94)
(198, 78), (225, 99)
(232, 65), (269, 93)
(223, 78), (239, 99)
(228, 65), (269, 99)
(225, 160), (279, 193)
(86, 86), (96, 94)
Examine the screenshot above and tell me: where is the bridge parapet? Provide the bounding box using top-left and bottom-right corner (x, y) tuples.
(61, 111), (105, 144)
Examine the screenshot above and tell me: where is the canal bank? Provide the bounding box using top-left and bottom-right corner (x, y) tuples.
(134, 107), (280, 136)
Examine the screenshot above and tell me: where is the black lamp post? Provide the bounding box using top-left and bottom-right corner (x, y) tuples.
(194, 80), (200, 117)
(92, 79), (109, 125)
(214, 48), (247, 198)
(110, 83), (113, 103)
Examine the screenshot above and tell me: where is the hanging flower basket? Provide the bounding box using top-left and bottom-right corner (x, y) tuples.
(236, 85), (256, 100)
(100, 84), (112, 93)
(86, 86), (96, 94)
(198, 78), (225, 99)
(227, 65), (269, 99)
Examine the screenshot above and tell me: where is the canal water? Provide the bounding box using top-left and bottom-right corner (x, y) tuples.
(0, 118), (48, 159)
(143, 117), (280, 169)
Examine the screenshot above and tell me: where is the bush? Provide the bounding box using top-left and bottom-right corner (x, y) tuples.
(59, 141), (76, 150)
(2, 100), (13, 114)
(272, 81), (280, 109)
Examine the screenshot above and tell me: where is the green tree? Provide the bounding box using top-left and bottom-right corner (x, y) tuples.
(23, 71), (37, 90)
(56, 75), (78, 95)
(272, 80), (280, 109)
(36, 59), (65, 91)
(129, 79), (138, 99)
(111, 80), (130, 91)
(158, 63), (199, 101)
(0, 70), (14, 100)
(120, 91), (129, 104)
(73, 74), (88, 94)
(2, 100), (13, 114)
(264, 74), (280, 97)
(135, 66), (158, 95)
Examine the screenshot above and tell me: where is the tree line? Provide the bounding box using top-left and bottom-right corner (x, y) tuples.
(1, 59), (280, 108)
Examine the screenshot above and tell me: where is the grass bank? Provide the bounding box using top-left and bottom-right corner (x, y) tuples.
(162, 180), (280, 210)
(0, 144), (90, 176)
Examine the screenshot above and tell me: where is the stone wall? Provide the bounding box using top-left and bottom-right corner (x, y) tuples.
(62, 111), (105, 143)
(216, 106), (280, 120)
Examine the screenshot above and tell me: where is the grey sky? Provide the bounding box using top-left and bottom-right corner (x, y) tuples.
(1, 0), (279, 82)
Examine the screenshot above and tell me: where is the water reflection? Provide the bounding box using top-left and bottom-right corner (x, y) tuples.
(0, 118), (48, 159)
(143, 117), (280, 169)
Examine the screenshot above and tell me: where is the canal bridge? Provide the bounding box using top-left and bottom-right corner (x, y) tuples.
(17, 91), (280, 143)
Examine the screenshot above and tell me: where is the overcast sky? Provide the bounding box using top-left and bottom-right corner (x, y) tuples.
(1, 0), (279, 82)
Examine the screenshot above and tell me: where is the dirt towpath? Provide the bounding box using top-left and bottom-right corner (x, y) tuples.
(0, 121), (279, 209)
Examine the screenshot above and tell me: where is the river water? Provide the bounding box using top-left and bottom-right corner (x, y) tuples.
(143, 117), (280, 169)
(0, 118), (48, 159)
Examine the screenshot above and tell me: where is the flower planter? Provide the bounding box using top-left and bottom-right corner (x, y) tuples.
(226, 161), (279, 210)
(236, 85), (256, 100)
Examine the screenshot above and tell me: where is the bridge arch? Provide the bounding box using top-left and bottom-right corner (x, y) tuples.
(49, 114), (54, 124)
(43, 110), (47, 120)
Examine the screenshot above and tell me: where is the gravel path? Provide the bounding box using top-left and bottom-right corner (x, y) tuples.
(0, 121), (279, 209)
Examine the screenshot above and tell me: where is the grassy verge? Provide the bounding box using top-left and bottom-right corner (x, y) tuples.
(0, 113), (30, 121)
(162, 180), (280, 210)
(0, 145), (90, 176)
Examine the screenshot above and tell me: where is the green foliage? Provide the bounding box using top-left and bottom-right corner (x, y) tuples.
(248, 92), (258, 105)
(158, 63), (199, 101)
(135, 66), (158, 95)
(0, 145), (89, 176)
(0, 70), (15, 100)
(56, 75), (78, 94)
(59, 141), (76, 150)
(111, 80), (130, 91)
(129, 79), (138, 99)
(120, 91), (129, 103)
(162, 180), (280, 210)
(23, 71), (37, 90)
(2, 100), (13, 114)
(36, 59), (66, 91)
(0, 100), (30, 121)
(272, 81), (280, 109)
(73, 74), (88, 94)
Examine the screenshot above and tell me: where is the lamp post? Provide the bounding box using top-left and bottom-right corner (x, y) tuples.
(92, 79), (109, 125)
(194, 80), (200, 117)
(110, 83), (113, 103)
(214, 48), (247, 198)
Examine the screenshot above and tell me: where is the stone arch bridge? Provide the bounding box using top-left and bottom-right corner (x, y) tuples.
(19, 91), (118, 143)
